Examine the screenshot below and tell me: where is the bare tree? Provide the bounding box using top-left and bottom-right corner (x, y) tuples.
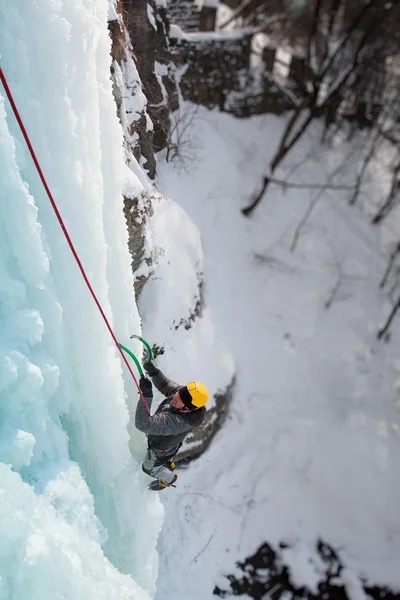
(241, 0), (400, 216)
(165, 104), (201, 171)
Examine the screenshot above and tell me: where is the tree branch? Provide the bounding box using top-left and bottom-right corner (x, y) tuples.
(267, 176), (354, 191)
(242, 176), (270, 216)
(377, 298), (400, 340)
(218, 0), (254, 30)
(318, 0), (379, 83)
(264, 71), (301, 107)
(324, 277), (342, 310)
(189, 534), (214, 564)
(306, 0), (322, 78)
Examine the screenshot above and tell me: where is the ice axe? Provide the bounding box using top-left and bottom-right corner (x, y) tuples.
(118, 335), (153, 377)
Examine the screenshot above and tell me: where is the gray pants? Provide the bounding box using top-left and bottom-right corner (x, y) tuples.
(142, 445), (179, 484)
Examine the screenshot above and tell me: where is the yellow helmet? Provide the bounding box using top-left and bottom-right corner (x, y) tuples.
(179, 381), (208, 409)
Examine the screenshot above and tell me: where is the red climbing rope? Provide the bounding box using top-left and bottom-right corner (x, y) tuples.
(0, 66), (150, 414)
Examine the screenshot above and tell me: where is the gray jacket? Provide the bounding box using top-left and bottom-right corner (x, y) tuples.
(135, 368), (206, 451)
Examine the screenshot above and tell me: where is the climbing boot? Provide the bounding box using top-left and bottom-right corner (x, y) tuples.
(148, 474), (178, 491)
(158, 473), (178, 487)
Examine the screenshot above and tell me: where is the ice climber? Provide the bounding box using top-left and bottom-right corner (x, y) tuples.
(135, 361), (208, 491)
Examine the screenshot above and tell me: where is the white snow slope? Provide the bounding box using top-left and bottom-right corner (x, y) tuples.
(155, 107), (400, 600)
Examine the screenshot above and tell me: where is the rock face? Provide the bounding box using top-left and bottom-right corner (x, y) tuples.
(108, 0), (178, 178)
(122, 193), (153, 299)
(121, 0), (178, 156)
(166, 0), (200, 32)
(108, 4), (158, 303)
(109, 10), (156, 178)
(170, 30), (253, 110)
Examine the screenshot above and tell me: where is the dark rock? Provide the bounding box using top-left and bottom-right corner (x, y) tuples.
(123, 194), (153, 299)
(214, 539), (400, 600)
(122, 0), (178, 158)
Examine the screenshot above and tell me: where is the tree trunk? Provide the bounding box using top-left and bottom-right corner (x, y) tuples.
(241, 176), (270, 216)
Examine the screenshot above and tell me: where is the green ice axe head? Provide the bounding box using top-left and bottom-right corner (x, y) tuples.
(130, 335), (153, 363)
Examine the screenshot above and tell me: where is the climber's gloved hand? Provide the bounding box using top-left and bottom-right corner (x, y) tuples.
(139, 376), (153, 397)
(143, 361), (159, 377)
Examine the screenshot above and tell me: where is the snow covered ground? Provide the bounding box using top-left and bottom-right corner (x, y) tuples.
(154, 107), (400, 599)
